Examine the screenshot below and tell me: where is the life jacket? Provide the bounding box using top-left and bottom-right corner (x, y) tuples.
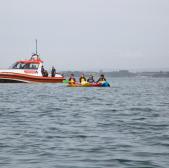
(69, 78), (76, 83)
(87, 78), (94, 83)
(98, 78), (106, 83)
(80, 77), (87, 84)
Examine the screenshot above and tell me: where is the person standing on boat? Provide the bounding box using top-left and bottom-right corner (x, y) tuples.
(51, 66), (56, 77)
(41, 66), (45, 77)
(69, 74), (76, 84)
(44, 70), (49, 77)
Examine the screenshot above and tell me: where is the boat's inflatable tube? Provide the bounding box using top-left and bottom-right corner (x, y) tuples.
(101, 82), (110, 87)
(67, 82), (110, 87)
(63, 79), (69, 83)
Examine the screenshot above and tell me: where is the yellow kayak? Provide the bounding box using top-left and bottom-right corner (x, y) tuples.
(67, 82), (102, 87)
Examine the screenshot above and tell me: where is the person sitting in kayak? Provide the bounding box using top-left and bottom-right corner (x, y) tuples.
(97, 74), (107, 83)
(69, 74), (76, 84)
(79, 74), (87, 84)
(87, 75), (95, 83)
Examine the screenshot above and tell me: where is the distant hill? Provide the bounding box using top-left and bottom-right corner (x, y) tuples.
(60, 70), (169, 78)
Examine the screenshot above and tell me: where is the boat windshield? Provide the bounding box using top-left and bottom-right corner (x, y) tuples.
(11, 62), (39, 70)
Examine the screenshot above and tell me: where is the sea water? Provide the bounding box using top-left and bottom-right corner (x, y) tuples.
(0, 78), (169, 168)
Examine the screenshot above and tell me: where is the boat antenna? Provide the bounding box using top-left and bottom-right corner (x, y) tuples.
(35, 39), (38, 55)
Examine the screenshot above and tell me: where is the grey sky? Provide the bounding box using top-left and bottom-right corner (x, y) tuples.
(0, 0), (168, 71)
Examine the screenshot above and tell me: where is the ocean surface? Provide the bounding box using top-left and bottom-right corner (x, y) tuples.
(0, 78), (169, 168)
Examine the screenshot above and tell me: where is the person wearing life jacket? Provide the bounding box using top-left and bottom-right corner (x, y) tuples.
(79, 74), (87, 84)
(69, 74), (76, 84)
(87, 75), (95, 83)
(97, 74), (107, 83)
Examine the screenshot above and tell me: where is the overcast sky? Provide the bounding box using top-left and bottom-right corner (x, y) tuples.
(0, 0), (168, 71)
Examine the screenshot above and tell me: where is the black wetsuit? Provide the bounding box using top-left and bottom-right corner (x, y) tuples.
(41, 67), (45, 77)
(69, 78), (76, 83)
(87, 77), (95, 83)
(51, 68), (56, 77)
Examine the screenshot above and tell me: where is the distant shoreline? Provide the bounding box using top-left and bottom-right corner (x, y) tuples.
(60, 70), (169, 78)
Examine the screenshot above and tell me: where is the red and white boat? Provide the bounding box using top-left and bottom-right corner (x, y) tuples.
(0, 44), (64, 83)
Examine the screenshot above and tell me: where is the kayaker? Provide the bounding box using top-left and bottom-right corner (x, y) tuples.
(69, 74), (76, 84)
(79, 74), (87, 84)
(97, 74), (107, 83)
(51, 66), (56, 77)
(87, 75), (95, 83)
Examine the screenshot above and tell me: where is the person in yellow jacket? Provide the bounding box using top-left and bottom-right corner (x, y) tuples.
(69, 74), (76, 84)
(79, 74), (87, 85)
(97, 74), (107, 83)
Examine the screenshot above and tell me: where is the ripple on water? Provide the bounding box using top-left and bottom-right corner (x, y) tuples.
(0, 79), (169, 168)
